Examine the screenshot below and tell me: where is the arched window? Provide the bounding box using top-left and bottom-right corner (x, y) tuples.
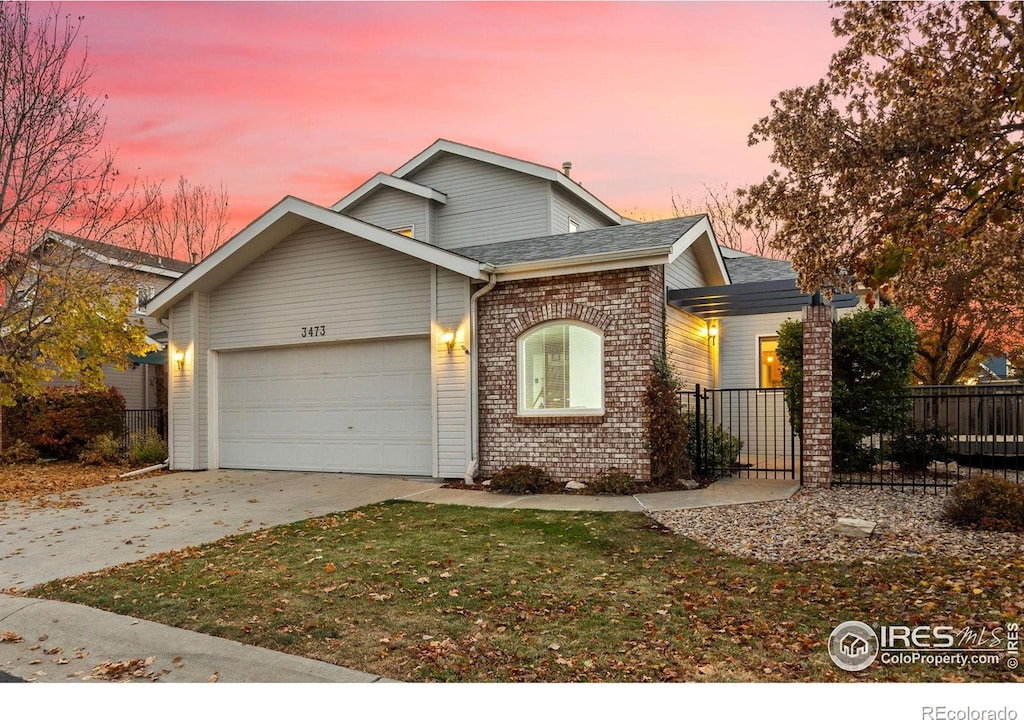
(517, 321), (603, 415)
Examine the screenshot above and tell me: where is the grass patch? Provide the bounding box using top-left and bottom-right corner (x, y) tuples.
(28, 501), (1024, 682)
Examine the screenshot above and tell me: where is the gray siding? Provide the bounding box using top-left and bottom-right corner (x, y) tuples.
(718, 311), (798, 389)
(435, 269), (471, 477)
(345, 187), (431, 242)
(550, 186), (616, 234)
(209, 222), (431, 350)
(406, 154), (550, 249)
(169, 296), (193, 469)
(666, 307), (713, 390)
(46, 364), (151, 409)
(665, 247), (707, 290)
(196, 292), (210, 469)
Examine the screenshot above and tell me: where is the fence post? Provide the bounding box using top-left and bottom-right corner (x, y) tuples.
(801, 299), (833, 488)
(693, 383), (703, 478)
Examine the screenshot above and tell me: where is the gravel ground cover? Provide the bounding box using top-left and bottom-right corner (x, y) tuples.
(649, 487), (1024, 563)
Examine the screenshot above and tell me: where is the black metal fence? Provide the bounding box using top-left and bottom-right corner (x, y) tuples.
(833, 384), (1023, 491)
(679, 384), (799, 480)
(122, 409), (168, 455)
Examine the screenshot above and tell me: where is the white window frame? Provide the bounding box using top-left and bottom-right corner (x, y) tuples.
(390, 225), (415, 239)
(516, 320), (604, 416)
(757, 334), (783, 389)
(567, 218), (580, 233)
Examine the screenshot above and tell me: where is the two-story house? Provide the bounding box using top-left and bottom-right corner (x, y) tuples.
(144, 139), (851, 483)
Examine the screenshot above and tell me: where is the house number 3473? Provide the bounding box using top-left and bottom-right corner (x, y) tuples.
(301, 325), (326, 338)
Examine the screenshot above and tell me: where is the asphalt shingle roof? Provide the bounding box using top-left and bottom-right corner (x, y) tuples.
(723, 255), (796, 284)
(454, 215), (704, 266)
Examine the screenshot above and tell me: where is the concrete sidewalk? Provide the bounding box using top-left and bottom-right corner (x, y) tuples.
(0, 469), (799, 683)
(0, 594), (384, 683)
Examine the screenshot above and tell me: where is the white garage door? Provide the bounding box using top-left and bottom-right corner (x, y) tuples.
(218, 338), (432, 474)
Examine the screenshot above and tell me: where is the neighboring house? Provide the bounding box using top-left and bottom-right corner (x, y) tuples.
(0, 233), (193, 449)
(144, 139), (843, 482)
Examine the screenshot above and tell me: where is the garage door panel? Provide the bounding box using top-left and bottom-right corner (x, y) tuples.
(218, 338), (432, 474)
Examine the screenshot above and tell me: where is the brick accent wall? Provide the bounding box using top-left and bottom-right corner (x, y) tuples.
(801, 302), (834, 488)
(477, 266), (665, 483)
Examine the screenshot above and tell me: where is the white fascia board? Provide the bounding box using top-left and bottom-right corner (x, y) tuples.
(493, 247), (673, 283)
(145, 196), (491, 318)
(666, 216), (731, 286)
(331, 172), (447, 212)
(47, 234), (183, 279)
(393, 139), (623, 226)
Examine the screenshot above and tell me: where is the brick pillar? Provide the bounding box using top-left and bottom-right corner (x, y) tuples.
(801, 301), (833, 488)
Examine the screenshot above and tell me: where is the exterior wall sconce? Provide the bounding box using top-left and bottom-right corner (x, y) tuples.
(441, 330), (456, 354)
(173, 350), (186, 371)
(702, 321), (719, 346)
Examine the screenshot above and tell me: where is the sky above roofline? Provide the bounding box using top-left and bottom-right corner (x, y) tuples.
(52, 2), (843, 246)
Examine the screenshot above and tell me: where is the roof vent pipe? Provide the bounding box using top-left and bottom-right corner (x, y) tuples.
(562, 161), (572, 178)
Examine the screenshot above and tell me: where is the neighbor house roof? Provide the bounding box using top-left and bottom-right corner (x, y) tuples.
(22, 232), (193, 278)
(390, 139), (624, 226)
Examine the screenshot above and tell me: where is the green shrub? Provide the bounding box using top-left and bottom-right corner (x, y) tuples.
(127, 427), (168, 465)
(0, 439), (40, 464)
(489, 465), (554, 494)
(887, 424), (951, 473)
(586, 470), (639, 495)
(943, 474), (1024, 532)
(644, 355), (692, 484)
(79, 432), (122, 465)
(684, 412), (743, 479)
(7, 387), (126, 460)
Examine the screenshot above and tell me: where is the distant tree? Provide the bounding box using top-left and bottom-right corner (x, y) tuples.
(740, 1), (1024, 384)
(132, 175), (230, 263)
(0, 2), (150, 405)
(672, 183), (783, 258)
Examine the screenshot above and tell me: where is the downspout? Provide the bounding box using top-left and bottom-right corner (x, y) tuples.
(465, 272), (497, 484)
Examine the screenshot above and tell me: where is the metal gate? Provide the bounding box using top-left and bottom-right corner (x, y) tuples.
(680, 384), (799, 480)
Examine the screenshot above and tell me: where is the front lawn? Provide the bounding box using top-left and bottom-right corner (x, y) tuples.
(27, 501), (1024, 682)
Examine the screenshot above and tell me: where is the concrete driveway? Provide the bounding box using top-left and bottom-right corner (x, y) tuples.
(0, 469), (441, 591)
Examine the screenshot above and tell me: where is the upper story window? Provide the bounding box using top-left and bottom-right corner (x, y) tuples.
(518, 321), (603, 415)
(391, 226), (415, 238)
(759, 336), (783, 388)
(568, 218), (579, 233)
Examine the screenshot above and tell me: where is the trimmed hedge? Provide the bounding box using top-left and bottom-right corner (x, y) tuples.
(6, 387), (126, 460)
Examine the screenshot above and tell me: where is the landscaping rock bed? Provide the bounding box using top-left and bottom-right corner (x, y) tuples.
(649, 487), (1024, 564)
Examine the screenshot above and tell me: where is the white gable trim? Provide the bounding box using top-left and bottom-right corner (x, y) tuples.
(667, 216), (730, 286)
(331, 172), (447, 212)
(145, 196), (493, 319)
(392, 139), (623, 226)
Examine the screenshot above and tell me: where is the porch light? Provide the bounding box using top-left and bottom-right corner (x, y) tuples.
(704, 321), (719, 346)
(173, 350), (186, 371)
(441, 330), (456, 354)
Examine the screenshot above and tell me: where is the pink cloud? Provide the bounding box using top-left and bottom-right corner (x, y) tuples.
(67, 1), (843, 234)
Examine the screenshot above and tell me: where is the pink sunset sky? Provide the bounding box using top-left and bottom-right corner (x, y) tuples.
(64, 1), (844, 236)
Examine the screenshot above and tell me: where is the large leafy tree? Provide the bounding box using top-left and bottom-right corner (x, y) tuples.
(741, 1), (1024, 379)
(0, 3), (150, 405)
